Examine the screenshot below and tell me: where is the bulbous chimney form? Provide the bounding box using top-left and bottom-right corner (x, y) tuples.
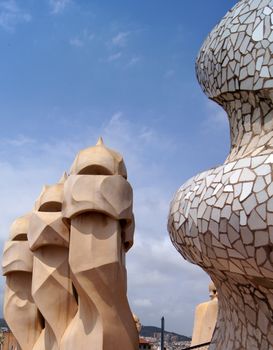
(61, 139), (138, 350)
(168, 1), (273, 349)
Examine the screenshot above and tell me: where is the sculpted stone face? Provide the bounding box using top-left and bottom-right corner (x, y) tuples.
(69, 137), (127, 178)
(29, 183), (77, 350)
(2, 214), (42, 350)
(168, 1), (273, 349)
(61, 138), (138, 350)
(2, 138), (137, 350)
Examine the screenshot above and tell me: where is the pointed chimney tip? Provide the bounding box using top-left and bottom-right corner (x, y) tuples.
(96, 137), (104, 146)
(59, 172), (68, 184)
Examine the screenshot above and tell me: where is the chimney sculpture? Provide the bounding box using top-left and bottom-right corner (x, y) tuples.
(2, 138), (138, 350)
(29, 180), (78, 350)
(191, 282), (218, 347)
(168, 1), (273, 349)
(61, 138), (138, 350)
(2, 214), (43, 350)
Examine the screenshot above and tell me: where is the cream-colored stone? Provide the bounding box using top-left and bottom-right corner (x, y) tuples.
(9, 212), (32, 241)
(2, 215), (42, 350)
(62, 174), (133, 221)
(69, 137), (127, 178)
(191, 282), (218, 346)
(2, 139), (138, 350)
(133, 314), (142, 334)
(61, 139), (138, 350)
(28, 212), (69, 250)
(29, 183), (77, 350)
(2, 241), (33, 275)
(34, 184), (64, 212)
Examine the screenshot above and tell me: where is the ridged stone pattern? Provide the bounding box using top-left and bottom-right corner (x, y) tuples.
(2, 139), (138, 350)
(168, 1), (273, 350)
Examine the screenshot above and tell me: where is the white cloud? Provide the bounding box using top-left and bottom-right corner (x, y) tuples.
(0, 113), (210, 336)
(107, 52), (122, 62)
(103, 111), (152, 150)
(106, 30), (142, 67)
(0, 0), (31, 32)
(133, 298), (153, 308)
(69, 30), (95, 48)
(126, 55), (141, 67)
(49, 0), (71, 15)
(112, 31), (130, 47)
(111, 111), (123, 120)
(69, 37), (84, 47)
(139, 127), (153, 142)
(1, 134), (35, 146)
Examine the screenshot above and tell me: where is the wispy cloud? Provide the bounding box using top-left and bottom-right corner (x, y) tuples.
(107, 51), (122, 62)
(69, 37), (84, 47)
(110, 111), (123, 122)
(139, 126), (154, 142)
(112, 31), (130, 48)
(133, 298), (152, 308)
(69, 30), (95, 48)
(105, 29), (143, 66)
(0, 0), (31, 32)
(1, 134), (35, 147)
(105, 52), (140, 66)
(126, 55), (141, 67)
(49, 0), (71, 15)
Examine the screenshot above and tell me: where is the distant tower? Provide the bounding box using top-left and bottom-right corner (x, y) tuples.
(161, 316), (165, 350)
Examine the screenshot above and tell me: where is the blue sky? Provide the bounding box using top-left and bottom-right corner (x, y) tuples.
(0, 0), (238, 336)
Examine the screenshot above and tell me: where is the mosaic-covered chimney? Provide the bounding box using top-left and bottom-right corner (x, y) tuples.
(168, 1), (273, 349)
